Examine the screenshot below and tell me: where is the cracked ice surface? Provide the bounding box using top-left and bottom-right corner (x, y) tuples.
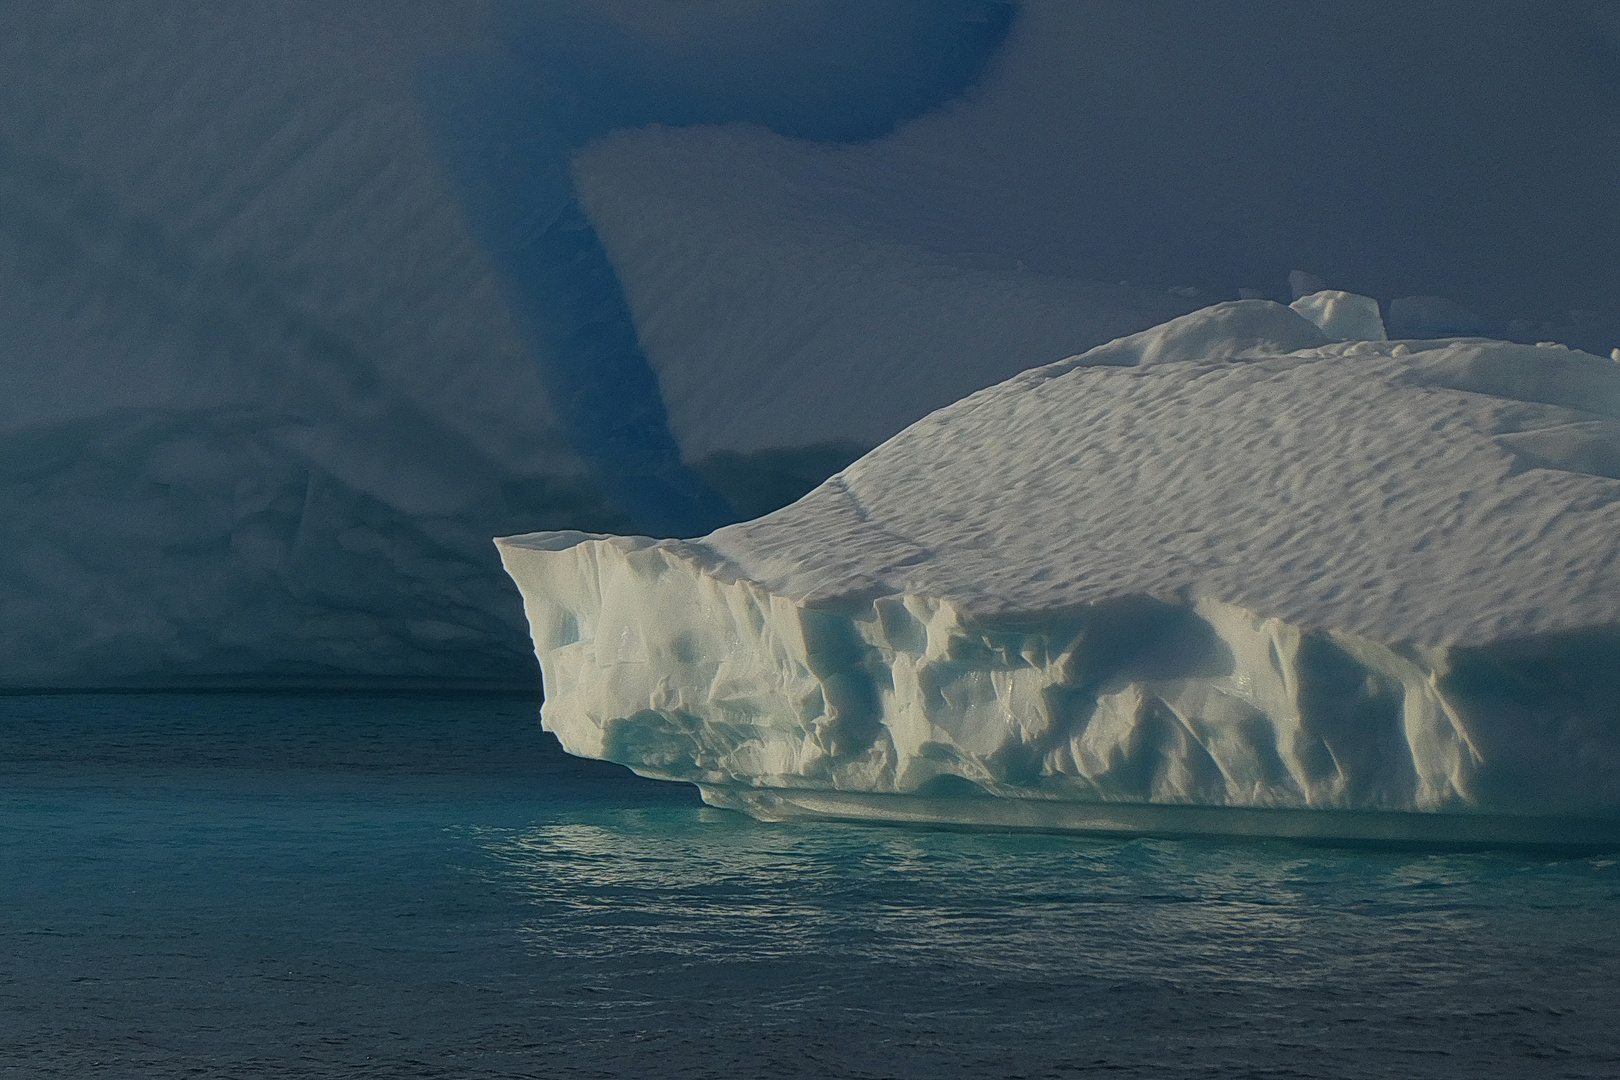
(498, 300), (1620, 837)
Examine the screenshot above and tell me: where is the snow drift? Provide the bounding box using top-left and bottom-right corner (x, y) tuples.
(501, 300), (1620, 841)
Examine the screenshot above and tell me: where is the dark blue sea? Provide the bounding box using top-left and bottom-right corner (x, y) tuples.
(2, 693), (1617, 1079)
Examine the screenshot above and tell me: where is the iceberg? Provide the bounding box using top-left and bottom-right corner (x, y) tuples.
(1289, 289), (1387, 342)
(500, 300), (1620, 842)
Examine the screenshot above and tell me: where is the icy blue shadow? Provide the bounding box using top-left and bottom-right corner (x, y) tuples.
(421, 1), (1014, 537)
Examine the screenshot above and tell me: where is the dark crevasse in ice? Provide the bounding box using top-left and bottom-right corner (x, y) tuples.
(419, 0), (1014, 537)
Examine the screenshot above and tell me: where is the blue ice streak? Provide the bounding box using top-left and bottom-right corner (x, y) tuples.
(423, 1), (1014, 537)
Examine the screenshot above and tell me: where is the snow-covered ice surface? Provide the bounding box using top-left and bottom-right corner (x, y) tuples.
(501, 300), (1620, 841)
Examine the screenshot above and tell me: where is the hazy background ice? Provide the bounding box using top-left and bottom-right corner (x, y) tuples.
(1, 0), (1616, 688)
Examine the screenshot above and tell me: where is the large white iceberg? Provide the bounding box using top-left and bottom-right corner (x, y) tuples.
(500, 300), (1620, 842)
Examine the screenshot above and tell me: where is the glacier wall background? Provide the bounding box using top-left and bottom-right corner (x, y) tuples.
(2, 1), (1619, 688)
(0, 0), (1010, 687)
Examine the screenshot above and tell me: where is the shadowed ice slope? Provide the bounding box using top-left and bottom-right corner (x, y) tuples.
(501, 301), (1620, 838)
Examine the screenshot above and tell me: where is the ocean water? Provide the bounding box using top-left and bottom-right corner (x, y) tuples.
(2, 694), (1617, 1079)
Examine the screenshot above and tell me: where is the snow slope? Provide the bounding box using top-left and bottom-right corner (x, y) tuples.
(500, 300), (1620, 838)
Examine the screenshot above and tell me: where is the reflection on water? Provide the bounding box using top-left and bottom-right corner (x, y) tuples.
(474, 812), (1550, 995)
(469, 807), (1620, 1077)
(2, 694), (1618, 1079)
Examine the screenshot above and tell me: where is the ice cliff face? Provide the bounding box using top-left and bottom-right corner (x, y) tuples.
(501, 300), (1620, 836)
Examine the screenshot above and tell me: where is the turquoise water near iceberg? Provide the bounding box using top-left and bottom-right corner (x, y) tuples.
(3, 693), (1618, 1078)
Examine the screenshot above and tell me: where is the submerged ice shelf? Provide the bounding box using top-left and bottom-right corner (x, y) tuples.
(499, 299), (1620, 841)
